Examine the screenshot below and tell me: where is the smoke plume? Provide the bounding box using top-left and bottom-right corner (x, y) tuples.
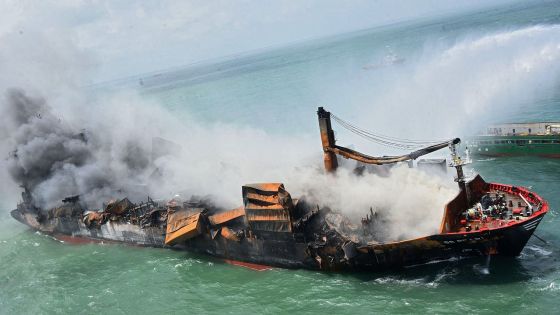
(3, 22), (560, 240)
(2, 89), (149, 208)
(0, 81), (457, 241)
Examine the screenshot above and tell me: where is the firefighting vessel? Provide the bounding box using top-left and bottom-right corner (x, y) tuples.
(10, 108), (549, 271)
(467, 122), (560, 157)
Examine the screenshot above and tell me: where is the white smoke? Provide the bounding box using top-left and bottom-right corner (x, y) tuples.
(333, 25), (560, 154)
(3, 21), (560, 240)
(285, 166), (458, 241)
(0, 86), (321, 208)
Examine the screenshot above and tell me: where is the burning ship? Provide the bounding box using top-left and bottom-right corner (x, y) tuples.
(10, 108), (549, 271)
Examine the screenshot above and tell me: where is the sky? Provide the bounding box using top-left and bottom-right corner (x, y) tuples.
(1, 0), (521, 83)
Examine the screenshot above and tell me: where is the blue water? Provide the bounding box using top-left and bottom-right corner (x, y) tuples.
(3, 1), (560, 314)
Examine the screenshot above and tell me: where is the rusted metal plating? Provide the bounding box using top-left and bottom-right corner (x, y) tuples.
(317, 107), (339, 172)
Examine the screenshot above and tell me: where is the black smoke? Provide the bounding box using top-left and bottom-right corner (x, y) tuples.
(2, 88), (153, 209)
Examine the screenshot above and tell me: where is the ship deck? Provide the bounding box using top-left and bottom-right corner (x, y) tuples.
(454, 190), (534, 233)
(442, 175), (548, 236)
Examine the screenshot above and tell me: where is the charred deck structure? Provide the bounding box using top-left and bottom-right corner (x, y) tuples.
(10, 108), (549, 271)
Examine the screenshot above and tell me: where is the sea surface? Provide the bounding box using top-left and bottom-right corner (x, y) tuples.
(2, 1), (560, 314)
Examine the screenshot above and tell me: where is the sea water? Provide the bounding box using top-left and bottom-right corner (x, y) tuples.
(2, 1), (560, 313)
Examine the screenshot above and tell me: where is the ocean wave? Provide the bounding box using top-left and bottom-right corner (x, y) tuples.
(525, 244), (553, 256)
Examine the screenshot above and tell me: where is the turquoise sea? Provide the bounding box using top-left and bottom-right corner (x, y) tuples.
(2, 1), (560, 313)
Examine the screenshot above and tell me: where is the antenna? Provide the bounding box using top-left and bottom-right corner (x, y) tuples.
(448, 140), (472, 205)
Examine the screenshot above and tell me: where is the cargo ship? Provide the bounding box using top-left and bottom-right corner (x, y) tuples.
(10, 108), (549, 271)
(467, 122), (560, 158)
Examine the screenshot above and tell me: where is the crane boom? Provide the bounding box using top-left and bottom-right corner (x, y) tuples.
(317, 107), (460, 170)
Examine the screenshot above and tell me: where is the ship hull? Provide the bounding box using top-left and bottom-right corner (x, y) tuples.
(10, 209), (545, 271)
(347, 214), (544, 271)
(467, 135), (560, 158)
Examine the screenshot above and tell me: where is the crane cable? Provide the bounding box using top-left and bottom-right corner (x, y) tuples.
(330, 113), (447, 150)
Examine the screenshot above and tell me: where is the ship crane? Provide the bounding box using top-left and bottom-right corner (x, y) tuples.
(317, 107), (467, 191)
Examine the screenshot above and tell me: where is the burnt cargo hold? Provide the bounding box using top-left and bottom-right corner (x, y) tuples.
(10, 108), (550, 271)
(11, 175), (550, 271)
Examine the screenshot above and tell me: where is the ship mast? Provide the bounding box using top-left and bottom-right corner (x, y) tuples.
(449, 142), (472, 205)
